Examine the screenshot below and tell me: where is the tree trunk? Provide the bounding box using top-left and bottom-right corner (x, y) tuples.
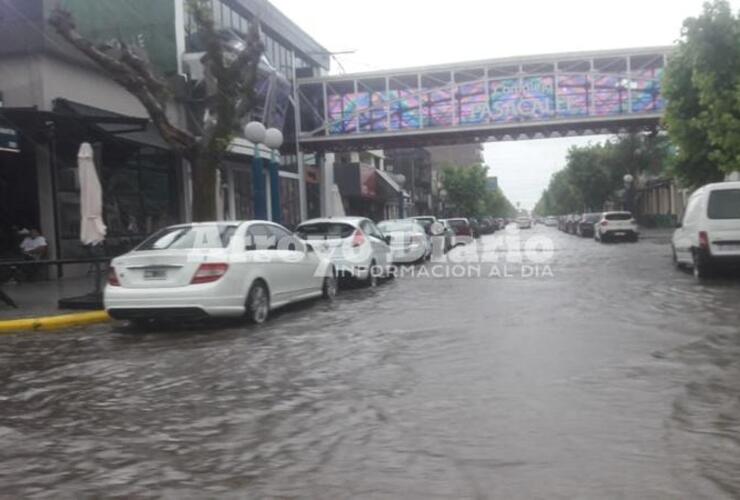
(190, 153), (219, 222)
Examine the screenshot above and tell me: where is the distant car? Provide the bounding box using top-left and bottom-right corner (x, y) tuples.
(566, 214), (581, 235)
(594, 211), (639, 242)
(468, 217), (482, 238)
(672, 181), (740, 279)
(558, 216), (567, 231)
(544, 216), (558, 227)
(409, 216), (439, 239)
(104, 221), (336, 326)
(478, 216), (497, 235)
(516, 216), (532, 229)
(577, 213), (601, 237)
(296, 217), (393, 287)
(442, 218), (475, 246)
(378, 220), (431, 263)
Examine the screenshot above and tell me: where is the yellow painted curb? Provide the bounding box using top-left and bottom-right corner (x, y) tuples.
(0, 311), (111, 333)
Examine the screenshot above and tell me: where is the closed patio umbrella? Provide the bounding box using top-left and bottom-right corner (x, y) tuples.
(78, 143), (107, 246)
(78, 142), (106, 298)
(57, 143), (108, 309)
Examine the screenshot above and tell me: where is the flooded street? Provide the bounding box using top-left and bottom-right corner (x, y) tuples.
(2, 226), (740, 498)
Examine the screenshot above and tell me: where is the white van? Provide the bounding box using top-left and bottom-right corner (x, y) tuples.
(672, 181), (740, 278)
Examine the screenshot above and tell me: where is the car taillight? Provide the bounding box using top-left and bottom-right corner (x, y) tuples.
(107, 266), (121, 287)
(351, 229), (366, 247)
(699, 231), (710, 250)
(601, 220), (608, 226)
(191, 263), (229, 284)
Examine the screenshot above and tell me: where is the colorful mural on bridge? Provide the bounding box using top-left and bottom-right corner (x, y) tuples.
(310, 66), (664, 136)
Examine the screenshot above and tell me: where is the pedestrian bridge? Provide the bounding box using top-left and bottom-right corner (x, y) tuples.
(296, 46), (672, 152)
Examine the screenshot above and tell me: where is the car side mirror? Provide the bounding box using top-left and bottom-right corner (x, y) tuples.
(384, 235), (392, 245)
(675, 222), (682, 229)
(305, 242), (315, 253)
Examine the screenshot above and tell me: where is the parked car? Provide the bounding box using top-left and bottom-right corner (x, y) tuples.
(516, 216), (532, 229)
(672, 181), (740, 279)
(435, 220), (457, 252)
(378, 220), (431, 263)
(468, 217), (482, 238)
(478, 216), (497, 235)
(104, 221), (336, 325)
(295, 217), (392, 286)
(409, 215), (437, 234)
(566, 214), (581, 235)
(594, 211), (639, 242)
(545, 216), (558, 227)
(577, 213), (601, 237)
(442, 218), (475, 246)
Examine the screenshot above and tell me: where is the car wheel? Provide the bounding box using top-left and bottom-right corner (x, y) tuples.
(672, 246), (684, 270)
(692, 250), (714, 280)
(246, 281), (270, 324)
(365, 260), (379, 288)
(386, 265), (396, 280)
(322, 271), (338, 299)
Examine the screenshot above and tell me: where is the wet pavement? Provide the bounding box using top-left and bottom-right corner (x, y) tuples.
(1, 226), (740, 499)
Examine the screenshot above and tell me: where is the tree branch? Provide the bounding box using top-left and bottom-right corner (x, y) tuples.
(49, 6), (196, 155)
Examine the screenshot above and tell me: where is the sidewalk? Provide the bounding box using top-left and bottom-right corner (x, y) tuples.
(639, 227), (674, 243)
(0, 276), (98, 320)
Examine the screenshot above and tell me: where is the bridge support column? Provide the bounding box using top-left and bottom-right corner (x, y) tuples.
(319, 152), (335, 217)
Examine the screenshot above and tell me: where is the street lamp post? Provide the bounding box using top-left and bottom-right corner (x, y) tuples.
(395, 174), (406, 219)
(439, 188), (448, 218)
(244, 121), (267, 220)
(623, 173), (635, 213)
(264, 128), (284, 224)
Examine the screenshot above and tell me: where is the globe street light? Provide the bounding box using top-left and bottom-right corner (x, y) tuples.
(264, 128), (284, 224)
(244, 121), (267, 220)
(244, 121), (266, 144)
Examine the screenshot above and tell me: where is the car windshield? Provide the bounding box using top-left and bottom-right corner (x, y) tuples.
(446, 219), (467, 228)
(295, 222), (355, 239)
(136, 225), (236, 250)
(708, 189), (740, 219)
(582, 214), (601, 222)
(605, 213), (632, 221)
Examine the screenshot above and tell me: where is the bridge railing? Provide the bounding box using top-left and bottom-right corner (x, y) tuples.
(296, 48), (672, 141)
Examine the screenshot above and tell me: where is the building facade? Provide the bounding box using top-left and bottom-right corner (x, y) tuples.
(384, 148), (433, 216)
(0, 0), (329, 268)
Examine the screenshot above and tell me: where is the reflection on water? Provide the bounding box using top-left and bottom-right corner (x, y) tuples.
(0, 228), (739, 498)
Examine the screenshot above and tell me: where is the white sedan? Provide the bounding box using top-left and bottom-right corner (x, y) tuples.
(104, 221), (336, 325)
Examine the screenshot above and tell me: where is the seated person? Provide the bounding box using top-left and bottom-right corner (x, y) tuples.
(20, 228), (48, 259)
(18, 229), (48, 280)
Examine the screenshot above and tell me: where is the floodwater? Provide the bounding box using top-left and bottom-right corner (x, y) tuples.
(1, 226), (739, 498)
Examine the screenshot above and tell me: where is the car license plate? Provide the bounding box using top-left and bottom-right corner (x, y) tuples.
(144, 269), (167, 280)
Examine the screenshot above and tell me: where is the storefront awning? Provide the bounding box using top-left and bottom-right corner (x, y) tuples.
(53, 99), (173, 150)
(376, 169), (402, 196)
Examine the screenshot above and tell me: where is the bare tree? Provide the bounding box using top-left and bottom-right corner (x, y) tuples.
(49, 0), (264, 221)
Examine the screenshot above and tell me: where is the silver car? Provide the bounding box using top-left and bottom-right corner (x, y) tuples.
(295, 217), (393, 287)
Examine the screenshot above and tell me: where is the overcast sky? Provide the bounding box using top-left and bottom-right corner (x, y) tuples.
(270, 0), (737, 209)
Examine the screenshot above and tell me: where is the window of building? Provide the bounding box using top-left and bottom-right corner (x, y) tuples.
(212, 0), (222, 27)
